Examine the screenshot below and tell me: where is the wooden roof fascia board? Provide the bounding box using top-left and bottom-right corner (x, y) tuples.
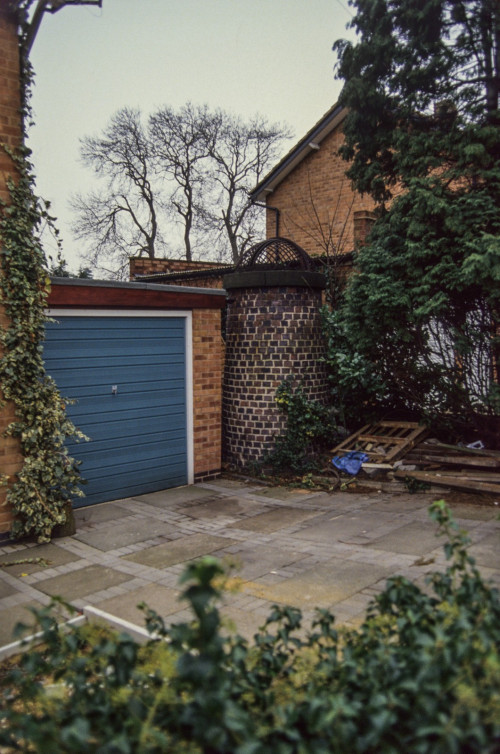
(250, 103), (347, 202)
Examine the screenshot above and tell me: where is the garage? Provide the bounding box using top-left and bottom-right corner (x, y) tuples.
(39, 278), (226, 512)
(44, 310), (192, 506)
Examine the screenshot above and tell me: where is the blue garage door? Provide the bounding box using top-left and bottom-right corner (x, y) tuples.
(44, 314), (188, 507)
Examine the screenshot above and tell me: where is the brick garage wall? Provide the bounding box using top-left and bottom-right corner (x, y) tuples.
(192, 308), (223, 481)
(223, 282), (328, 468)
(266, 125), (377, 257)
(0, 6), (22, 535)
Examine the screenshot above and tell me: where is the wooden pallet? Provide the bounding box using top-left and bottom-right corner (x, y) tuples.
(331, 421), (429, 463)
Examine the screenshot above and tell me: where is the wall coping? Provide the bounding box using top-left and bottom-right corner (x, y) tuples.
(223, 269), (326, 290)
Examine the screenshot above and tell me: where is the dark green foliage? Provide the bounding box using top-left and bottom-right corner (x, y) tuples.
(48, 250), (94, 279)
(1, 503), (499, 753)
(266, 377), (338, 472)
(331, 0), (500, 436)
(321, 306), (389, 428)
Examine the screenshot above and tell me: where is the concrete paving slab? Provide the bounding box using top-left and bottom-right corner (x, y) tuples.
(255, 487), (322, 501)
(135, 486), (216, 507)
(202, 478), (263, 491)
(96, 583), (182, 626)
(474, 565), (500, 589)
(74, 503), (134, 526)
(0, 580), (17, 599)
(0, 601), (47, 646)
(123, 533), (238, 569)
(181, 497), (262, 520)
(468, 531), (500, 569)
(296, 511), (397, 543)
(229, 544), (308, 580)
(445, 503), (500, 521)
(0, 543), (79, 576)
(241, 560), (391, 608)
(219, 604), (271, 642)
(364, 496), (431, 513)
(227, 507), (320, 533)
(35, 565), (131, 600)
(74, 517), (173, 551)
(370, 521), (443, 555)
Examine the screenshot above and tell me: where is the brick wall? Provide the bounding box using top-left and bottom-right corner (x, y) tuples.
(223, 282), (328, 468)
(131, 257), (228, 289)
(266, 125), (377, 257)
(192, 308), (223, 480)
(0, 6), (22, 535)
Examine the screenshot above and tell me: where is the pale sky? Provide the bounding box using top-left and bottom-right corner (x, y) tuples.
(27, 0), (356, 274)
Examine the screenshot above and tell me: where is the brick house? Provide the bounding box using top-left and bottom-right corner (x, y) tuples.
(249, 102), (377, 260)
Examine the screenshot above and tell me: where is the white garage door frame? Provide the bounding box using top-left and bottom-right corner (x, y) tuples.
(47, 307), (194, 487)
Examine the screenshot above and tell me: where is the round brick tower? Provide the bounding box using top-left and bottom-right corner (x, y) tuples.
(222, 238), (328, 469)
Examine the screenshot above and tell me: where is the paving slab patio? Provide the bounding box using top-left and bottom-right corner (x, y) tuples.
(369, 521), (445, 555)
(0, 601), (51, 647)
(96, 583), (182, 625)
(0, 478), (499, 649)
(135, 486), (216, 507)
(181, 497), (263, 519)
(74, 502), (135, 526)
(241, 560), (392, 608)
(295, 510), (401, 543)
(123, 533), (238, 568)
(74, 517), (173, 551)
(34, 564), (132, 600)
(227, 506), (319, 533)
(227, 543), (309, 580)
(469, 530), (500, 569)
(0, 543), (79, 576)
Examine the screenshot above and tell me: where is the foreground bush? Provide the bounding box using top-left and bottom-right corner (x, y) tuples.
(1, 501), (499, 753)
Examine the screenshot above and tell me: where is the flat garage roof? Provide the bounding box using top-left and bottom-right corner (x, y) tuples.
(48, 278), (227, 310)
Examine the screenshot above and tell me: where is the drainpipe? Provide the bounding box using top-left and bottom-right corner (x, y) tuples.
(251, 200), (280, 237)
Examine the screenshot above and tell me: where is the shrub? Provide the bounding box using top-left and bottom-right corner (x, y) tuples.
(1, 503), (499, 753)
(266, 376), (339, 473)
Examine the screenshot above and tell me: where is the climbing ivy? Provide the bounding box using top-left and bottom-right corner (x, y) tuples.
(0, 15), (85, 542)
(0, 147), (86, 542)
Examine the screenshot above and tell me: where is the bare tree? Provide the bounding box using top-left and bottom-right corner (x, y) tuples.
(72, 104), (292, 274)
(149, 103), (211, 262)
(71, 107), (162, 278)
(206, 112), (293, 262)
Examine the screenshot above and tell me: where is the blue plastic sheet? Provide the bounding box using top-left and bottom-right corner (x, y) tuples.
(332, 451), (369, 476)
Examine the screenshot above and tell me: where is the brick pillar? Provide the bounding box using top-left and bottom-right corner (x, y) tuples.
(0, 5), (22, 535)
(222, 270), (328, 468)
(192, 308), (223, 481)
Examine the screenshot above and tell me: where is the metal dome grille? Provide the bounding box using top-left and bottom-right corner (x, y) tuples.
(236, 237), (315, 271)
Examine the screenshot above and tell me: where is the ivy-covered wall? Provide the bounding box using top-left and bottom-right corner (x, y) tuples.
(0, 5), (23, 535)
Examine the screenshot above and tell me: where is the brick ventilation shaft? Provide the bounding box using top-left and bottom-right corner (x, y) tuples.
(222, 242), (329, 469)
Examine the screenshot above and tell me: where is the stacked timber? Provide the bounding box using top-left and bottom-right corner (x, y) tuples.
(394, 441), (500, 496)
(331, 423), (500, 496)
